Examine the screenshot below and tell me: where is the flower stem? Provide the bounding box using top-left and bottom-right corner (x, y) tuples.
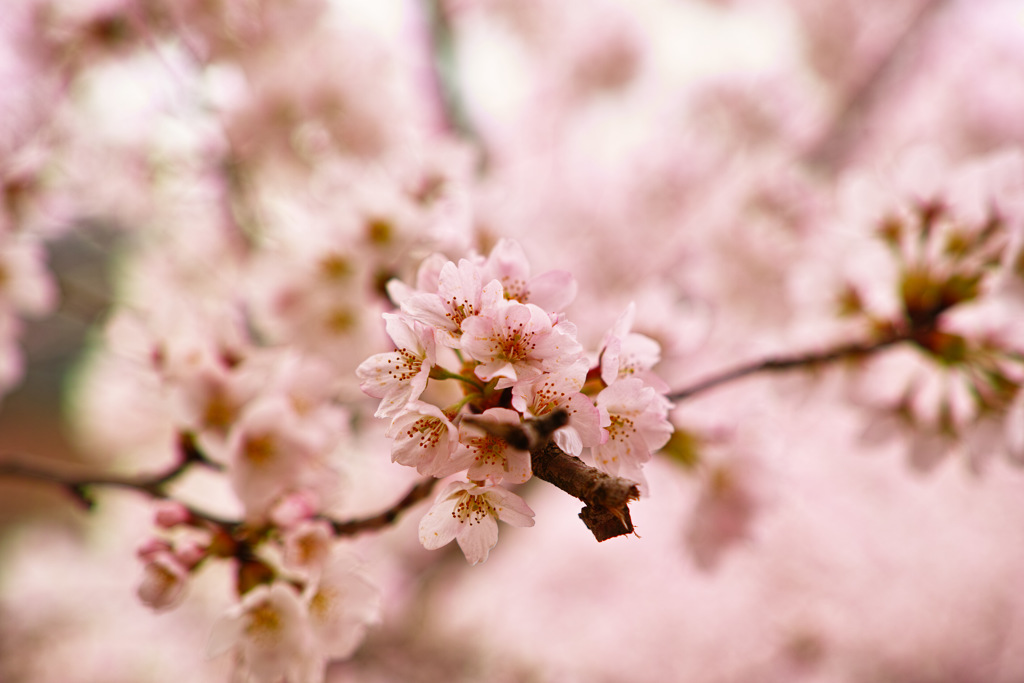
(429, 365), (484, 390)
(666, 332), (913, 402)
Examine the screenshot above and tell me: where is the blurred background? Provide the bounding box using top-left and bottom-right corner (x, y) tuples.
(3, 0), (1024, 681)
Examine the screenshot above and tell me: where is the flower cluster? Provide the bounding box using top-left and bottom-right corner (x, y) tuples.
(136, 493), (380, 683)
(830, 151), (1024, 469)
(357, 239), (673, 563)
(106, 297), (386, 680)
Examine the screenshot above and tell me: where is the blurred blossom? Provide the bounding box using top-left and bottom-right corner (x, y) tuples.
(137, 550), (190, 610)
(2, 0), (1024, 682)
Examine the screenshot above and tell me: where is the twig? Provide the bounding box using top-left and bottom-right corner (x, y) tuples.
(328, 478), (439, 536)
(421, 0), (487, 165)
(0, 434), (239, 526)
(801, 0), (948, 170)
(666, 333), (911, 403)
(0, 432), (205, 505)
(0, 435), (439, 539)
(464, 409), (640, 541)
(531, 441), (640, 542)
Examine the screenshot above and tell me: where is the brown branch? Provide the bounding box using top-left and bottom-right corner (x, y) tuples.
(667, 332), (912, 403)
(466, 409), (641, 542)
(0, 438), (242, 530)
(0, 444), (441, 540)
(0, 432), (208, 506)
(531, 441), (640, 542)
(328, 477), (439, 536)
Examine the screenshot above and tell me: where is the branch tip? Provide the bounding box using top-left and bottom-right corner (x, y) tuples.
(531, 441), (640, 542)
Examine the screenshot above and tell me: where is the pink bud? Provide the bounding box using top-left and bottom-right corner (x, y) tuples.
(269, 491), (319, 528)
(282, 519), (333, 573)
(154, 501), (192, 528)
(136, 537), (173, 561)
(137, 552), (189, 610)
(175, 540), (207, 569)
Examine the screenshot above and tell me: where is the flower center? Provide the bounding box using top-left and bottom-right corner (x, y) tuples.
(246, 602), (283, 643)
(452, 493), (495, 525)
(385, 348), (423, 382)
(607, 414), (637, 442)
(243, 433), (277, 465)
(406, 416), (444, 449)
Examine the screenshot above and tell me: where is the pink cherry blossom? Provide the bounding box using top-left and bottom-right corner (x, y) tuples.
(168, 358), (260, 442)
(153, 501), (191, 529)
(460, 298), (584, 389)
(598, 302), (666, 391)
(303, 550), (380, 660)
(510, 363), (605, 456)
(418, 480), (535, 565)
(282, 520), (334, 577)
(208, 582), (319, 683)
(226, 396), (340, 520)
(401, 258), (499, 347)
(456, 407), (533, 484)
(482, 237), (578, 314)
(591, 377), (673, 493)
(385, 400), (465, 477)
(270, 491), (320, 528)
(136, 550), (189, 611)
(355, 312), (436, 418)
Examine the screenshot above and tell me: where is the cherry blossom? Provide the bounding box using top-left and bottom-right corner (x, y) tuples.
(461, 298), (584, 389)
(817, 149), (1024, 469)
(7, 2), (1024, 682)
(598, 302), (666, 391)
(282, 520), (334, 578)
(136, 551), (190, 611)
(385, 400), (464, 476)
(401, 258), (499, 347)
(591, 378), (673, 493)
(208, 582), (319, 683)
(226, 396), (340, 520)
(303, 551), (380, 660)
(360, 236), (671, 562)
(418, 480), (535, 565)
(482, 237), (578, 313)
(510, 363), (605, 456)
(355, 312), (437, 418)
(456, 407), (533, 484)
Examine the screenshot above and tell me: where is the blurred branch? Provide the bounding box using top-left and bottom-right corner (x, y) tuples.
(0, 437), (438, 538)
(328, 477), (439, 536)
(801, 0), (948, 170)
(0, 432), (226, 516)
(666, 331), (912, 403)
(422, 0), (485, 154)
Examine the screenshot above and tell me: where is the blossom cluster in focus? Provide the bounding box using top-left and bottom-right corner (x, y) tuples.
(357, 238), (673, 564)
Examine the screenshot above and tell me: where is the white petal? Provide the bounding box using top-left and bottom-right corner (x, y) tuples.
(554, 427), (583, 457)
(455, 515), (499, 565)
(207, 612), (245, 658)
(382, 312), (421, 352)
(418, 502), (460, 550)
(488, 488), (536, 528)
